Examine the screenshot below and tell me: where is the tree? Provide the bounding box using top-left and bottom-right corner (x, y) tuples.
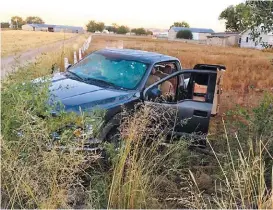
(131, 28), (153, 35)
(219, 1), (273, 42)
(246, 0), (273, 40)
(116, 25), (129, 34)
(11, 16), (25, 29)
(1, 22), (10, 28)
(131, 28), (146, 35)
(96, 22), (105, 32)
(219, 3), (251, 32)
(86, 20), (97, 32)
(176, 30), (193, 39)
(86, 20), (105, 32)
(105, 25), (117, 33)
(112, 23), (119, 29)
(170, 21), (190, 29)
(146, 30), (153, 35)
(25, 16), (44, 24)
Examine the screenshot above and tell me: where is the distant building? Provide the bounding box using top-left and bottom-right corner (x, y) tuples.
(125, 32), (136, 36)
(22, 24), (84, 33)
(102, 29), (109, 34)
(240, 27), (273, 49)
(206, 32), (240, 47)
(155, 32), (168, 39)
(168, 27), (214, 40)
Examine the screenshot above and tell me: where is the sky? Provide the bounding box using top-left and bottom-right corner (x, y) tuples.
(0, 0), (244, 32)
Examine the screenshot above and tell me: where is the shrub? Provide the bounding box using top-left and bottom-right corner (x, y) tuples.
(176, 30), (193, 39)
(116, 25), (129, 34)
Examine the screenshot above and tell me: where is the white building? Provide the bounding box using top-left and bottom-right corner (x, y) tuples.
(155, 32), (168, 39)
(168, 27), (214, 40)
(102, 29), (109, 34)
(22, 24), (84, 33)
(240, 27), (273, 49)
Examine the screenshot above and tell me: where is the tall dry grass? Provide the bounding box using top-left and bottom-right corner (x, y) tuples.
(1, 33), (106, 209)
(3, 34), (89, 83)
(1, 30), (76, 57)
(107, 103), (179, 208)
(107, 94), (272, 209)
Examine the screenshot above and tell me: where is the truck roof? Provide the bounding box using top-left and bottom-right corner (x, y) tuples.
(95, 48), (179, 64)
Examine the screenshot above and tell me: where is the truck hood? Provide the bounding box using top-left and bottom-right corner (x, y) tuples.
(35, 73), (137, 113)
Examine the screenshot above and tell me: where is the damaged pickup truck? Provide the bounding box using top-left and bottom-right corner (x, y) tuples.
(42, 48), (225, 148)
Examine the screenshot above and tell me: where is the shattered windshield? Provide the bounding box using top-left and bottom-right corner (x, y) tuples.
(67, 52), (149, 90)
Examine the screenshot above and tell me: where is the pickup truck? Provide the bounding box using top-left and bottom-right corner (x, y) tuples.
(43, 48), (225, 146)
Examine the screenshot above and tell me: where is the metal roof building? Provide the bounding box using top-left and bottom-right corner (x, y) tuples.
(22, 24), (84, 33)
(207, 32), (239, 38)
(206, 32), (240, 47)
(168, 27), (214, 40)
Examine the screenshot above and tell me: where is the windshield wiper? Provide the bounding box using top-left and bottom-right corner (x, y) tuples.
(84, 78), (123, 89)
(66, 70), (84, 81)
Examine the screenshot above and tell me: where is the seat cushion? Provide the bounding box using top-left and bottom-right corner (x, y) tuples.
(146, 75), (160, 88)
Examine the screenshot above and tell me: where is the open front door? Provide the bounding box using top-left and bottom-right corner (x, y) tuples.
(193, 64), (226, 115)
(143, 66), (225, 136)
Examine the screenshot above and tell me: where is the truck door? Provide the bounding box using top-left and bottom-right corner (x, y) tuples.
(143, 68), (225, 136)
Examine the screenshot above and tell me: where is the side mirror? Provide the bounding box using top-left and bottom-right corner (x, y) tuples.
(144, 86), (161, 101)
(66, 64), (72, 70)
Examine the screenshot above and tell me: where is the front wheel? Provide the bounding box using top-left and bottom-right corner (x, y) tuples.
(105, 126), (123, 150)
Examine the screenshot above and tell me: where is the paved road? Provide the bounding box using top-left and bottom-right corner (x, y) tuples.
(1, 35), (80, 79)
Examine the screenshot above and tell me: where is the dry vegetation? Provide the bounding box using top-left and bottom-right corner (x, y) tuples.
(1, 34), (272, 209)
(1, 30), (77, 57)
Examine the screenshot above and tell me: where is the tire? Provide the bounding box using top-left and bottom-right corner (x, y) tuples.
(105, 126), (123, 150)
(97, 113), (122, 141)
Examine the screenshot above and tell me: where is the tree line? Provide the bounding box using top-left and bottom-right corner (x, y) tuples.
(86, 20), (154, 35)
(1, 15), (191, 37)
(1, 16), (44, 29)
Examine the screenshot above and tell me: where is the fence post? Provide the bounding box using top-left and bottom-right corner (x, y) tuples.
(79, 48), (82, 60)
(64, 57), (69, 69)
(74, 51), (77, 64)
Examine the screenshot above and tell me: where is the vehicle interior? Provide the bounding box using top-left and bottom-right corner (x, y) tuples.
(145, 63), (217, 104)
(145, 62), (178, 100)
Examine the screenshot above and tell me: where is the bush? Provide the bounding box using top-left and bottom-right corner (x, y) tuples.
(176, 30), (193, 39)
(116, 25), (129, 34)
(131, 28), (148, 35)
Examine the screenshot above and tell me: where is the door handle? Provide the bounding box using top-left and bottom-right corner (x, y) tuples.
(193, 110), (208, 117)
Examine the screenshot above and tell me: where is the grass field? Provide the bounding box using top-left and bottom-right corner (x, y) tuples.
(1, 30), (77, 57)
